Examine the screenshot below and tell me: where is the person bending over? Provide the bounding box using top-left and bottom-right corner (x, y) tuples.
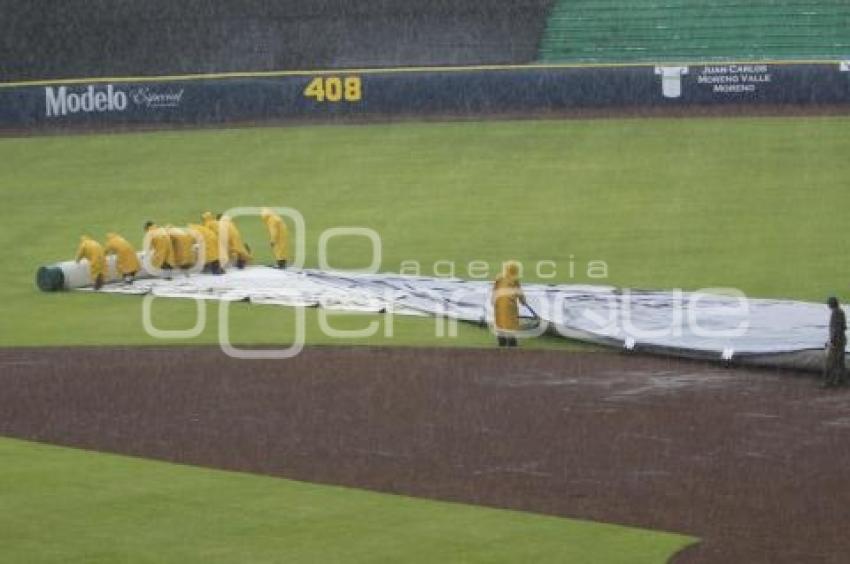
(104, 232), (141, 284)
(261, 208), (289, 269)
(75, 235), (106, 290)
(143, 221), (174, 278)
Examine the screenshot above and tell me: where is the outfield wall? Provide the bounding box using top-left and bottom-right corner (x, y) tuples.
(1, 62), (849, 129)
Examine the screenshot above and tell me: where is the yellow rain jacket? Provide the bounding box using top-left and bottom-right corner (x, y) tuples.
(104, 232), (141, 275)
(145, 224), (174, 269)
(201, 211), (219, 234)
(75, 236), (106, 282)
(187, 223), (219, 263)
(167, 226), (196, 268)
(261, 208), (289, 261)
(202, 211), (227, 263)
(219, 215), (251, 264)
(492, 263), (525, 333)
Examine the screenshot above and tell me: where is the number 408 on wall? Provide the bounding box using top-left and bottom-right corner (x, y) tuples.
(303, 76), (362, 102)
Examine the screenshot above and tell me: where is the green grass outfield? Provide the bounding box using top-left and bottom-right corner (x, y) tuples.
(0, 437), (694, 563)
(1, 116), (849, 347)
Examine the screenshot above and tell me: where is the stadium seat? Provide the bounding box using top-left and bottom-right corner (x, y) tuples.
(539, 0), (850, 63)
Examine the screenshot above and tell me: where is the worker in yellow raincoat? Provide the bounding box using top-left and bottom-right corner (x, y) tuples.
(491, 261), (529, 347)
(202, 211), (231, 268)
(201, 211), (219, 240)
(75, 235), (106, 290)
(143, 221), (174, 277)
(218, 214), (252, 269)
(167, 226), (197, 273)
(187, 223), (224, 275)
(201, 211), (218, 231)
(261, 208), (289, 269)
(104, 232), (141, 284)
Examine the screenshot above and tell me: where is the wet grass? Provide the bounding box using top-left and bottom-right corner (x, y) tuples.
(1, 116), (848, 346)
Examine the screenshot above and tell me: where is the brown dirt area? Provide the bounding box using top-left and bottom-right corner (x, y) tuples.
(1, 346), (849, 563)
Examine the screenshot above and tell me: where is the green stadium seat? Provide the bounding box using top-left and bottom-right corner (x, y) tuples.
(539, 0), (850, 63)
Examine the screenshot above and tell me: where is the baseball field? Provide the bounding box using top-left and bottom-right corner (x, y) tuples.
(2, 115), (850, 563)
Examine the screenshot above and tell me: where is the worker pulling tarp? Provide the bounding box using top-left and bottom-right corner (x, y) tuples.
(35, 259), (845, 371)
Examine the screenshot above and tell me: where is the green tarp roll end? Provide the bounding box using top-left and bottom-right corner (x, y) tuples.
(36, 266), (65, 292)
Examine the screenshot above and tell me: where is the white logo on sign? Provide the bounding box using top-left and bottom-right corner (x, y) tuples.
(45, 85), (128, 117)
(695, 65), (771, 94)
(841, 61), (850, 72)
(654, 66), (689, 99)
(130, 87), (185, 108)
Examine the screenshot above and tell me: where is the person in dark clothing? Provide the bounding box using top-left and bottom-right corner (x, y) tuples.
(823, 296), (846, 388)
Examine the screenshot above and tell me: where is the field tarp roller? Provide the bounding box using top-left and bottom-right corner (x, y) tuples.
(36, 252), (154, 292)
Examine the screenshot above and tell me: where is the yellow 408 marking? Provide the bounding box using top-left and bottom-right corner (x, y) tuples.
(304, 76), (362, 102)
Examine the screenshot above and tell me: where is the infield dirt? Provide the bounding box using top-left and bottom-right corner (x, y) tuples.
(1, 346), (848, 563)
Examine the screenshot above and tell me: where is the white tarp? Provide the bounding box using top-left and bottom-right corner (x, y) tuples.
(70, 265), (841, 359)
